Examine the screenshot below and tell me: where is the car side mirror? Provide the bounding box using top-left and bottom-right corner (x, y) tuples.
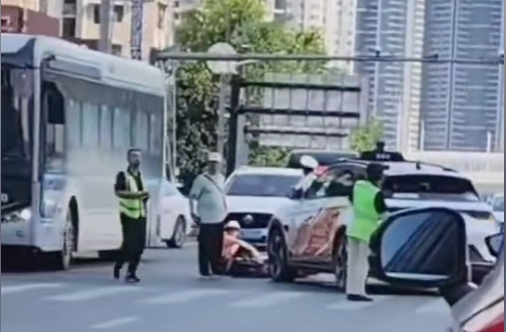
(369, 207), (467, 289)
(485, 233), (503, 257)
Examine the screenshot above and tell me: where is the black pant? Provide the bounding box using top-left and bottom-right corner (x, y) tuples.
(115, 215), (146, 274)
(198, 223), (224, 275)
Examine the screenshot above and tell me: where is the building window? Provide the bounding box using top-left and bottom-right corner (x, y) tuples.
(92, 5), (124, 24)
(111, 45), (122, 56)
(93, 5), (100, 24)
(157, 4), (166, 29)
(113, 5), (124, 22)
(62, 18), (76, 38)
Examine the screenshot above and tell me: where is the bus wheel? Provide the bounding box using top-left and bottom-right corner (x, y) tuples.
(52, 210), (75, 270)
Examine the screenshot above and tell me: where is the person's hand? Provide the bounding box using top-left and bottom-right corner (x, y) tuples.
(191, 213), (201, 224)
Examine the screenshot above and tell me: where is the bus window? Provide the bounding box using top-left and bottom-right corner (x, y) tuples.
(42, 83), (65, 170)
(133, 110), (149, 150)
(99, 105), (113, 149)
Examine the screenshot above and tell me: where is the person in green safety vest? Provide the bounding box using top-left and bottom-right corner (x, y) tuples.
(113, 148), (150, 283)
(346, 163), (387, 302)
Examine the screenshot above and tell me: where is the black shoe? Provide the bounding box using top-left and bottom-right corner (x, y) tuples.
(347, 294), (373, 302)
(125, 274), (141, 283)
(113, 267), (121, 280)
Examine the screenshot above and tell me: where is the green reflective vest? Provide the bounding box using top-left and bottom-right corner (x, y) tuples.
(118, 173), (146, 219)
(346, 180), (380, 243)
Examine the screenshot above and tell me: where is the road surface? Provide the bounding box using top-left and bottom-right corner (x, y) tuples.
(2, 244), (453, 332)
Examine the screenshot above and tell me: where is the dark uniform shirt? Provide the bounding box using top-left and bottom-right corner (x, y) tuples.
(114, 169), (145, 221)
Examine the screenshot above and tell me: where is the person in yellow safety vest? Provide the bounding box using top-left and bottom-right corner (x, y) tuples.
(346, 163), (387, 302)
(113, 148), (150, 283)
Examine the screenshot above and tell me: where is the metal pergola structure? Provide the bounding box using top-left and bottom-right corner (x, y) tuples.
(153, 51), (504, 174)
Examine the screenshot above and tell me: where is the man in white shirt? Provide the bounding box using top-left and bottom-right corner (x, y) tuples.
(189, 152), (227, 277)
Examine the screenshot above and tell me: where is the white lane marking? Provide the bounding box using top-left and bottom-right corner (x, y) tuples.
(91, 316), (140, 329)
(415, 298), (450, 314)
(1, 283), (65, 294)
(139, 289), (230, 304)
(45, 286), (142, 302)
(230, 291), (305, 308)
(326, 295), (392, 311)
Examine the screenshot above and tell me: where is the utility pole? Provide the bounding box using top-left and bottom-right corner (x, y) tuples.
(98, 0), (113, 53)
(216, 74), (228, 158)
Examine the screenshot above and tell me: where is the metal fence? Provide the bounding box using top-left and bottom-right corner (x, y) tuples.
(154, 53), (504, 178)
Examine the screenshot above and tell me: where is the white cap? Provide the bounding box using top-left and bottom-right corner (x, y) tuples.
(300, 155), (319, 170)
(225, 220), (241, 230)
(208, 152), (222, 162)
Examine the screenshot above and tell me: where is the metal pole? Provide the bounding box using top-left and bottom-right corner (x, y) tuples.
(217, 74), (228, 158)
(171, 63), (178, 177)
(98, 0), (113, 53)
(154, 52), (503, 64)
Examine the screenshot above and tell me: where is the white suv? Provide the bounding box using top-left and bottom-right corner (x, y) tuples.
(224, 167), (302, 247)
(266, 156), (500, 287)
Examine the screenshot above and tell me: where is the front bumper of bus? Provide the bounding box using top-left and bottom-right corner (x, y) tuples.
(1, 209), (63, 252)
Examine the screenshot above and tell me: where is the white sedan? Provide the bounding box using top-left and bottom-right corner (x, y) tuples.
(147, 179), (192, 248)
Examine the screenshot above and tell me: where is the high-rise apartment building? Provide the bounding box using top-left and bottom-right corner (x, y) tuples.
(420, 0), (503, 152)
(497, 2), (504, 152)
(275, 0), (358, 73)
(354, 0), (426, 151)
(62, 0), (172, 59)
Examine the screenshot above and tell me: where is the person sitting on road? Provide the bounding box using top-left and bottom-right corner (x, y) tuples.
(222, 220), (262, 272)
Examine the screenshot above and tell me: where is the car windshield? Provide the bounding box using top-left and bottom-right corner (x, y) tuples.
(382, 175), (480, 201)
(493, 196), (504, 212)
(226, 173), (300, 197)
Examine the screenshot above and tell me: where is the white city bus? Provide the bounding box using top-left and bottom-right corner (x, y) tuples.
(1, 34), (167, 270)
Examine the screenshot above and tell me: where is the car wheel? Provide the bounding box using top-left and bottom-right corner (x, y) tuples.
(166, 216), (186, 249)
(267, 229), (296, 283)
(333, 235), (348, 291)
(51, 210), (75, 270)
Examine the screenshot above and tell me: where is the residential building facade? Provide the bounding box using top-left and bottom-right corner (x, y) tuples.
(62, 0), (172, 60)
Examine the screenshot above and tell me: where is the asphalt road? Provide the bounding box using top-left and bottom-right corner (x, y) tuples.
(2, 244), (454, 332)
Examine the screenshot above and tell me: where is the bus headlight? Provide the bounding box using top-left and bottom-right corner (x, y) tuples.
(20, 208), (32, 220)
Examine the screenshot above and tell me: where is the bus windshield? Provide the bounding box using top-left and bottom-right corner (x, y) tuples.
(1, 66), (32, 160)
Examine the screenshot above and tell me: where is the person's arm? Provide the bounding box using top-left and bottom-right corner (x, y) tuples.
(374, 191), (388, 215)
(189, 175), (203, 218)
(236, 239), (261, 258)
(114, 172), (146, 199)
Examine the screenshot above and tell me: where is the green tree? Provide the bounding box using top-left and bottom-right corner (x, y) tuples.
(350, 119), (384, 152)
(249, 146), (292, 167)
(175, 0), (327, 187)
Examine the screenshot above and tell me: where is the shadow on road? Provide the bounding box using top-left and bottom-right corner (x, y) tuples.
(281, 279), (438, 297)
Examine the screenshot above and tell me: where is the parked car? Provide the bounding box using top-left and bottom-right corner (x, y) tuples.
(368, 207), (503, 332)
(146, 178), (192, 248)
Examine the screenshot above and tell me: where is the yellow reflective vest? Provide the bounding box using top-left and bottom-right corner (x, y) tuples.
(346, 180), (380, 243)
(118, 172), (146, 219)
